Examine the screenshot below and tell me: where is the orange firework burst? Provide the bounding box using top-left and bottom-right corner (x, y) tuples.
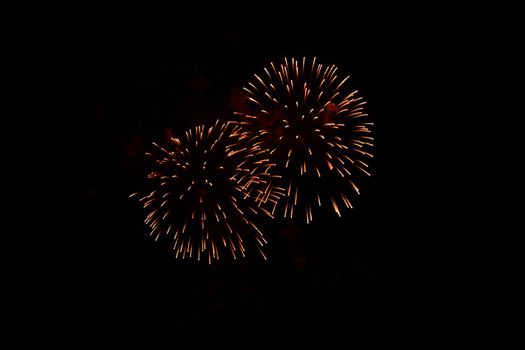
(233, 57), (373, 223)
(131, 120), (283, 263)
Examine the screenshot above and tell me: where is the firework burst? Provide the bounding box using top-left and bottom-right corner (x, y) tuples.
(234, 57), (373, 223)
(131, 120), (283, 263)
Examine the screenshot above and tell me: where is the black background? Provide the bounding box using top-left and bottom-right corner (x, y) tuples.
(14, 5), (515, 349)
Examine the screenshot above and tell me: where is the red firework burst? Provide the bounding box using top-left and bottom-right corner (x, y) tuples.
(131, 120), (283, 263)
(233, 57), (373, 223)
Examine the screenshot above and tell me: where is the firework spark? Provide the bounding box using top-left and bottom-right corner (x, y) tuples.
(131, 120), (283, 263)
(233, 57), (373, 223)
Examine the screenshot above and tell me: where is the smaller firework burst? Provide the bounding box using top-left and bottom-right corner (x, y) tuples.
(131, 120), (283, 264)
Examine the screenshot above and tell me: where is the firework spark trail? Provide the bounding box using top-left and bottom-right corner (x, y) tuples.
(131, 120), (283, 263)
(233, 57), (374, 223)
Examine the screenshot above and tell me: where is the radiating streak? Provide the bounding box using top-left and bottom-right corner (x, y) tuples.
(331, 197), (341, 217)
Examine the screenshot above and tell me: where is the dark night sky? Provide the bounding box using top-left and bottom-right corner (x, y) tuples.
(13, 5), (516, 350)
